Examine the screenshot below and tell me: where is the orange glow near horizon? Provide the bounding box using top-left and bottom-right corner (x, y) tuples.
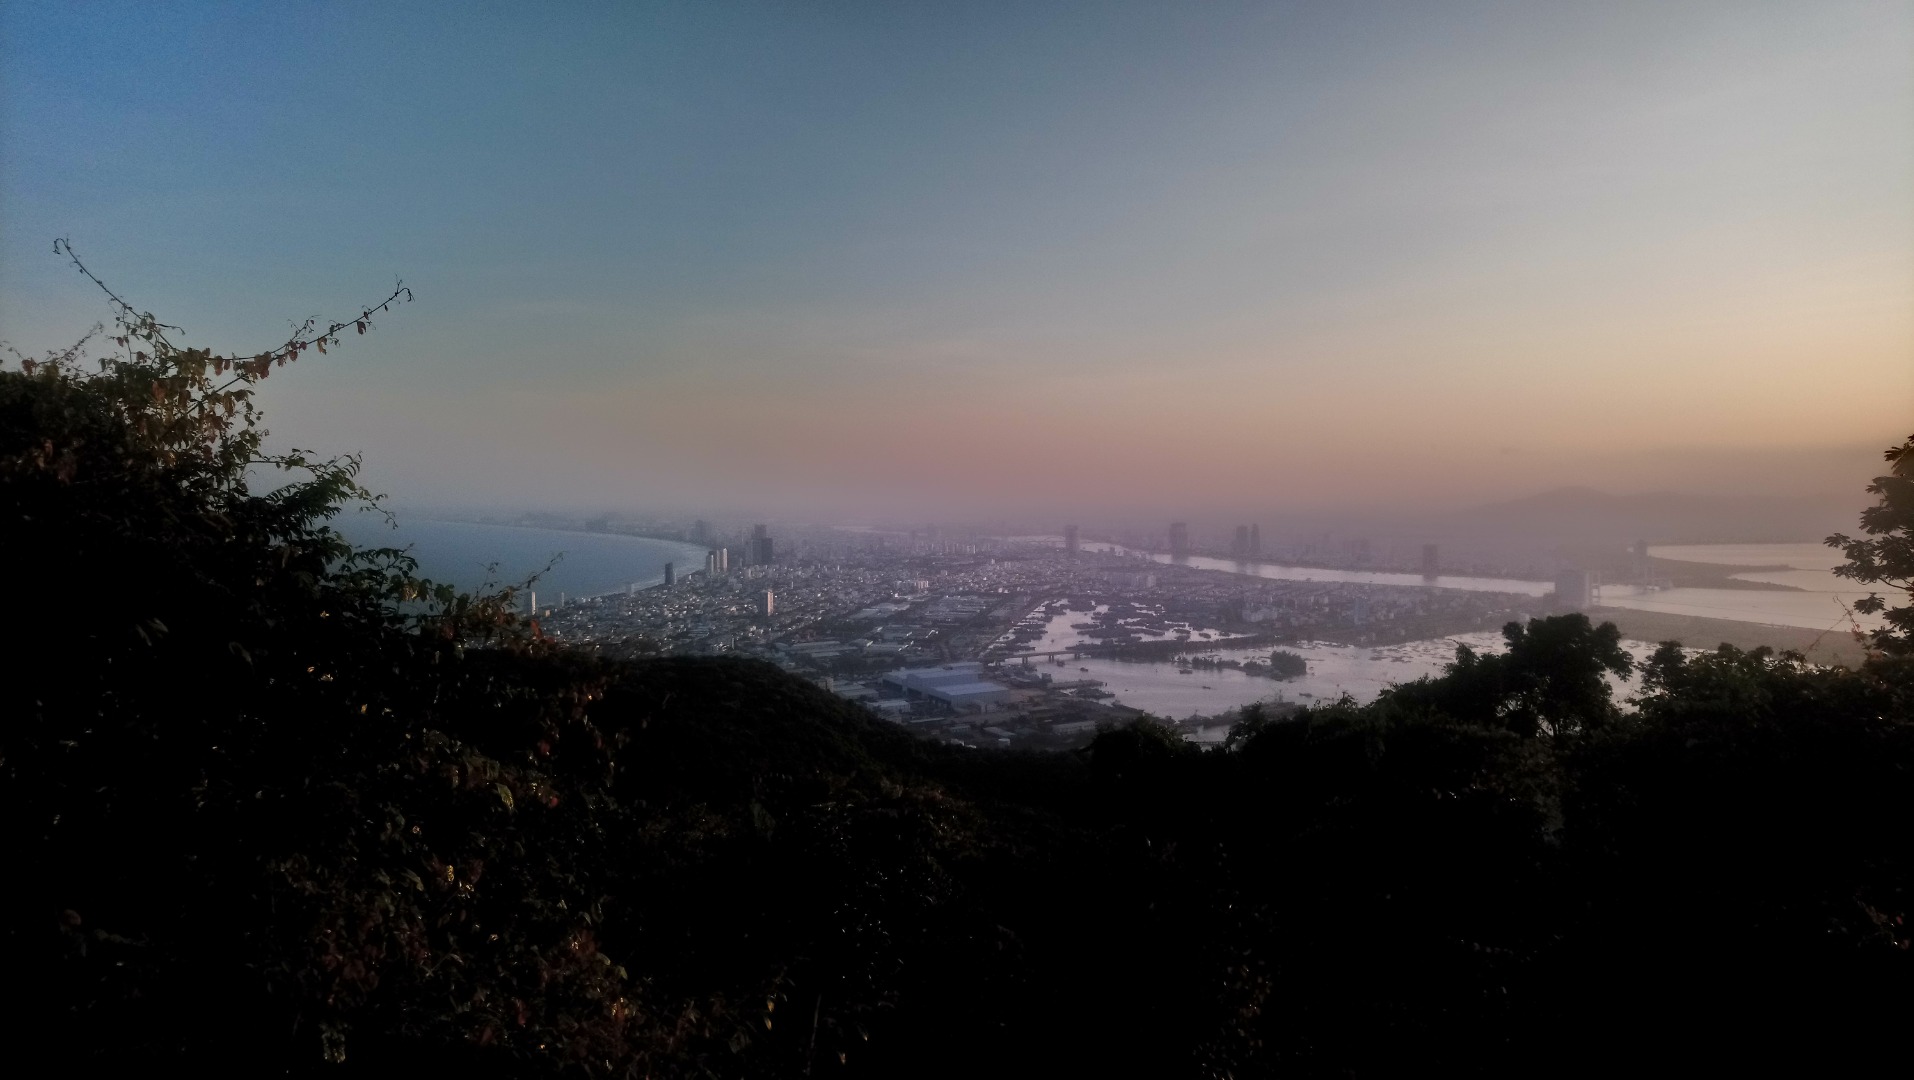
(4, 2), (1909, 518)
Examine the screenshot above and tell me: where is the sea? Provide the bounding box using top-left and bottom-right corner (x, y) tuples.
(329, 515), (708, 601)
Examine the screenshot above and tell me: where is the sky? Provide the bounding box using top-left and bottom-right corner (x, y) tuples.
(3, 1), (1910, 521)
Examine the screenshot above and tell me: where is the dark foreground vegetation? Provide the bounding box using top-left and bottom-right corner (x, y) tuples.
(5, 258), (1912, 1076)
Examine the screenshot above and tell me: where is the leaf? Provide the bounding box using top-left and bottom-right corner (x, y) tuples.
(495, 783), (515, 811)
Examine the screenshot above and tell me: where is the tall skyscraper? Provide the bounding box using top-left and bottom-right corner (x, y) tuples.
(761, 588), (775, 616)
(663, 562), (675, 587)
(750, 524), (774, 566)
(1064, 524), (1079, 556)
(1249, 523), (1261, 557)
(1233, 525), (1250, 557)
(692, 519), (710, 544)
(1169, 522), (1190, 557)
(1421, 544), (1439, 576)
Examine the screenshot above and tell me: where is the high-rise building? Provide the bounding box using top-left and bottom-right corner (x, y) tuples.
(692, 519), (710, 544)
(1249, 523), (1261, 557)
(1554, 569), (1593, 610)
(1064, 524), (1079, 556)
(1233, 525), (1250, 557)
(663, 562), (675, 587)
(1169, 522), (1190, 557)
(1421, 544), (1439, 576)
(750, 524), (774, 566)
(761, 588), (775, 616)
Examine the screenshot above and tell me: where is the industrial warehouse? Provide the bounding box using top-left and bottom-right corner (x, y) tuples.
(878, 663), (1016, 711)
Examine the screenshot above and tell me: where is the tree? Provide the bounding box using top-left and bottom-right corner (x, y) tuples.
(1384, 613), (1632, 738)
(1827, 433), (1914, 656)
(0, 242), (658, 1071)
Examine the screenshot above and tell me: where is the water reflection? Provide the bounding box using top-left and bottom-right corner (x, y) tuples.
(1082, 544), (1554, 596)
(997, 601), (1666, 736)
(1600, 543), (1881, 630)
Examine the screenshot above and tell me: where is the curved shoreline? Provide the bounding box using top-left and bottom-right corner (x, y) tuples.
(380, 518), (712, 600)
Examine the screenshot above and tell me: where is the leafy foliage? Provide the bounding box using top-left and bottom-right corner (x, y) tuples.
(4, 254), (1912, 1076)
(1385, 613), (1632, 738)
(1828, 432), (1914, 654)
(1, 247), (658, 1071)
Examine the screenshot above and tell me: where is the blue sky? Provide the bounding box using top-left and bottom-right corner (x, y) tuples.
(4, 1), (1910, 516)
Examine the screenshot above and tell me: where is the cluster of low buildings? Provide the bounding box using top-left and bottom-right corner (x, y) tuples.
(534, 525), (1543, 749)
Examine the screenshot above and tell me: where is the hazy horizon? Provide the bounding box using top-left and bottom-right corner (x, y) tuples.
(4, 2), (1909, 522)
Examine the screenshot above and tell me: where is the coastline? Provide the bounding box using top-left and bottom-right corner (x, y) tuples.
(435, 521), (711, 597)
(1588, 606), (1868, 668)
(355, 518), (711, 602)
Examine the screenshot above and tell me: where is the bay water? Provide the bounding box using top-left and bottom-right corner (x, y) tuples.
(330, 515), (707, 601)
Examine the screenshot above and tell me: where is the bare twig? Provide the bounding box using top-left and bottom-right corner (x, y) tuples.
(53, 237), (412, 410)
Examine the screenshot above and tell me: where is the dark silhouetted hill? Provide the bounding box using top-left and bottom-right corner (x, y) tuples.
(10, 343), (1912, 1079)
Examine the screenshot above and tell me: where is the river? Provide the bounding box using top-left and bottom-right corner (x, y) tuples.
(1001, 603), (1669, 737)
(1067, 540), (1880, 632)
(1069, 542), (1554, 595)
(1593, 543), (1881, 631)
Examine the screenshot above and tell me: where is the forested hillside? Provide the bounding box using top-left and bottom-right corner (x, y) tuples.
(4, 261), (1911, 1076)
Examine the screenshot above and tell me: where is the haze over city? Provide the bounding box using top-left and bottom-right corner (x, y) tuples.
(14, 6), (1914, 1073)
(3, 1), (1910, 521)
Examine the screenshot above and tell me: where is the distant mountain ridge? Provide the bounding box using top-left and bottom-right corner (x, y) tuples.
(1457, 486), (1865, 544)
